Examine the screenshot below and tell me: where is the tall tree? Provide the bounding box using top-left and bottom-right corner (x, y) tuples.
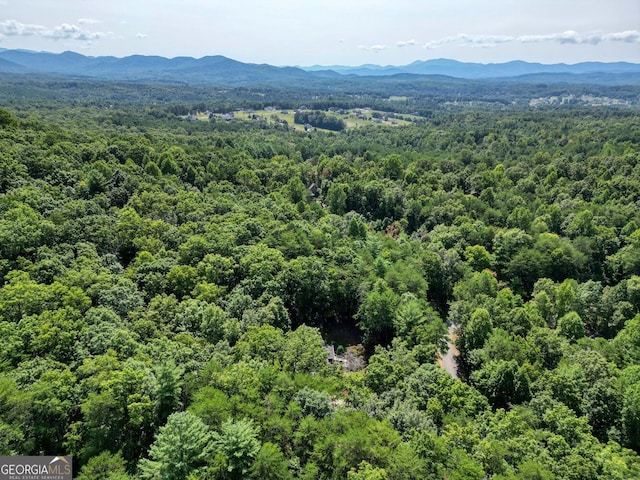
(138, 411), (212, 480)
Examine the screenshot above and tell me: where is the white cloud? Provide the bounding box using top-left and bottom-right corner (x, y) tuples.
(0, 19), (111, 42)
(423, 30), (640, 49)
(136, 33), (149, 39)
(360, 41), (417, 51)
(423, 33), (514, 49)
(603, 31), (640, 43)
(46, 24), (105, 41)
(0, 20), (46, 37)
(396, 39), (416, 48)
(78, 18), (101, 25)
(357, 44), (389, 52)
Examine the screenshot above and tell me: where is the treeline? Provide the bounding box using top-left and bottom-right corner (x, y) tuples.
(0, 102), (640, 479)
(294, 110), (346, 131)
(2, 74), (639, 116)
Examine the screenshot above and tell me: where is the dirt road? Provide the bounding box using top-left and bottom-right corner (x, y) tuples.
(438, 322), (460, 379)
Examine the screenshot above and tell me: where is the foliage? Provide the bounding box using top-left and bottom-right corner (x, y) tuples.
(0, 87), (639, 479)
(213, 418), (261, 479)
(294, 110), (346, 131)
(138, 411), (212, 480)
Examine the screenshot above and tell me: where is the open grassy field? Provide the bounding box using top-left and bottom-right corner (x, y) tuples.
(196, 107), (421, 131)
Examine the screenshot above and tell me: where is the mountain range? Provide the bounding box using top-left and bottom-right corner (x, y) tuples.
(1, 49), (639, 86)
(302, 58), (640, 79)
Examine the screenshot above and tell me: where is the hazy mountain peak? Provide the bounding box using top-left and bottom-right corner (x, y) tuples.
(0, 49), (638, 85)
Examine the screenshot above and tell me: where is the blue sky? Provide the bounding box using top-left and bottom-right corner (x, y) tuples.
(0, 0), (638, 65)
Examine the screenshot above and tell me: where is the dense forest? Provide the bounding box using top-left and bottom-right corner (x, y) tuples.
(1, 78), (640, 479)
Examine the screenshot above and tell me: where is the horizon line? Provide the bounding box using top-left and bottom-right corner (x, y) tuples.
(1, 47), (639, 69)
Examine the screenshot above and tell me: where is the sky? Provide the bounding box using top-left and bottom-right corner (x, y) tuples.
(0, 0), (639, 66)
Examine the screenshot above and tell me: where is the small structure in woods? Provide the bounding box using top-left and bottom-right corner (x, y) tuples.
(326, 345), (365, 372)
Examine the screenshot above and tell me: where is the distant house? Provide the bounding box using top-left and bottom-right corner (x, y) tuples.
(186, 114), (198, 122)
(221, 113), (234, 121)
(325, 345), (347, 367)
(325, 345), (365, 372)
(326, 345), (336, 362)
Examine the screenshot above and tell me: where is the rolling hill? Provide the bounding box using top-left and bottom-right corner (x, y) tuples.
(0, 49), (638, 87)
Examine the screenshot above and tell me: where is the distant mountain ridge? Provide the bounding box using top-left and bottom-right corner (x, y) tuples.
(303, 58), (640, 79)
(0, 49), (322, 86)
(0, 49), (639, 86)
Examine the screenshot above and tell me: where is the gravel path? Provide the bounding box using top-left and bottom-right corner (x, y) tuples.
(438, 322), (460, 379)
